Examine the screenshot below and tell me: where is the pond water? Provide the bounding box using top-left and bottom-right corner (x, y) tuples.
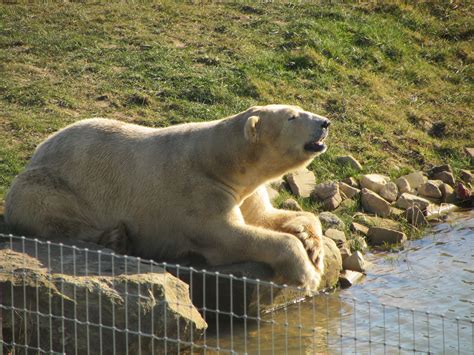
(200, 210), (474, 354)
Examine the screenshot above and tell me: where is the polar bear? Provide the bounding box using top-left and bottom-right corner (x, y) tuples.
(5, 105), (330, 291)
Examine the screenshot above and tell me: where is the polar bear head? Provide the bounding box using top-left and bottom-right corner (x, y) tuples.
(243, 104), (330, 167)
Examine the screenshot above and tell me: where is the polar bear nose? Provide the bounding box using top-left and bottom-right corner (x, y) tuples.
(321, 120), (331, 129)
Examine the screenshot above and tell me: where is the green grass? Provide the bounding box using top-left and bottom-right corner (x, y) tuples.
(1, 2), (473, 202)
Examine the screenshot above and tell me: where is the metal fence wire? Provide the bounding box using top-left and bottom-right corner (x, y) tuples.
(1, 234), (473, 354)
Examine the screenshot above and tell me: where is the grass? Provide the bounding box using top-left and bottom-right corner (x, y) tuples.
(0, 2), (473, 204)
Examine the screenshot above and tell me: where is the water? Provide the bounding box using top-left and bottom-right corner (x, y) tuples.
(201, 210), (474, 354)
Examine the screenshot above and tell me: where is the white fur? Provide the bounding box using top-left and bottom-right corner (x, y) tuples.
(5, 105), (330, 290)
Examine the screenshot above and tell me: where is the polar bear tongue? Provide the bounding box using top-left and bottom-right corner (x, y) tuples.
(304, 141), (326, 152)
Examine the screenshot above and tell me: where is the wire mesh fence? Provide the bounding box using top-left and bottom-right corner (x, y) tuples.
(1, 234), (473, 354)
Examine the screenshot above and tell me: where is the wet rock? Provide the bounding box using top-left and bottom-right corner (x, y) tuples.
(405, 206), (427, 227)
(361, 188), (391, 217)
(428, 164), (452, 177)
(336, 155), (363, 171)
(350, 222), (369, 236)
(418, 181), (442, 199)
(379, 182), (398, 202)
(311, 182), (342, 210)
(339, 182), (360, 199)
(339, 270), (365, 289)
(432, 171), (455, 187)
(343, 177), (359, 188)
(360, 174), (390, 193)
(325, 228), (347, 248)
(287, 168), (316, 198)
(456, 182), (472, 201)
(395, 177), (411, 194)
(266, 185), (279, 202)
(320, 237), (343, 290)
(440, 183), (457, 203)
(396, 193), (430, 210)
(459, 169), (473, 184)
(318, 212), (345, 232)
(401, 171), (427, 190)
(0, 240), (207, 354)
(342, 251), (369, 272)
(367, 227), (407, 246)
(281, 198), (303, 211)
(425, 204), (458, 220)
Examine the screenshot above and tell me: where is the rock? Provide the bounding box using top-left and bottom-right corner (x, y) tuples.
(322, 194), (343, 211)
(396, 193), (430, 210)
(343, 176), (359, 188)
(367, 227), (407, 246)
(339, 246), (351, 261)
(361, 188), (391, 217)
(405, 206), (427, 227)
(460, 169), (473, 184)
(336, 155), (363, 171)
(269, 178), (287, 191)
(456, 182), (472, 201)
(432, 171), (455, 187)
(318, 211), (345, 232)
(338, 182), (360, 199)
(339, 270), (365, 289)
(350, 222), (369, 236)
(428, 164), (452, 177)
(425, 204), (458, 220)
(440, 183), (457, 203)
(325, 228), (347, 247)
(0, 239), (207, 354)
(360, 174), (390, 193)
(390, 207), (405, 218)
(266, 185), (279, 202)
(379, 182), (398, 202)
(281, 198), (303, 211)
(342, 251), (369, 272)
(287, 168), (316, 198)
(395, 177), (411, 194)
(418, 181), (442, 199)
(465, 147), (474, 164)
(319, 237), (343, 290)
(312, 181), (339, 200)
(311, 182), (343, 210)
(400, 171), (427, 190)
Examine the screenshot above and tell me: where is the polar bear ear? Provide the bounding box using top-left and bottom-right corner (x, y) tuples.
(244, 115), (260, 143)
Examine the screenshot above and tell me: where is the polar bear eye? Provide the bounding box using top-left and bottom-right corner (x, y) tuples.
(288, 115), (297, 121)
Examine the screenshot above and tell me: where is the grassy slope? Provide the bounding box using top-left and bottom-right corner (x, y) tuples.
(0, 2), (473, 204)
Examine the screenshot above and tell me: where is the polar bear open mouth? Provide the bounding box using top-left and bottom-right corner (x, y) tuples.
(304, 131), (328, 153)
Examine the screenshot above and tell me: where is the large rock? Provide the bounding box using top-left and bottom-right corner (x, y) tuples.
(287, 168), (316, 198)
(0, 239), (207, 354)
(339, 270), (364, 289)
(432, 171), (455, 187)
(440, 183), (457, 203)
(319, 237), (343, 290)
(428, 164), (452, 177)
(339, 182), (360, 199)
(360, 174), (390, 193)
(405, 206), (428, 227)
(318, 212), (345, 232)
(418, 181), (442, 199)
(324, 228), (347, 248)
(460, 169), (473, 184)
(400, 171), (427, 190)
(367, 227), (407, 246)
(335, 155), (363, 171)
(379, 182), (398, 202)
(361, 188), (391, 217)
(396, 193), (430, 210)
(350, 222), (369, 236)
